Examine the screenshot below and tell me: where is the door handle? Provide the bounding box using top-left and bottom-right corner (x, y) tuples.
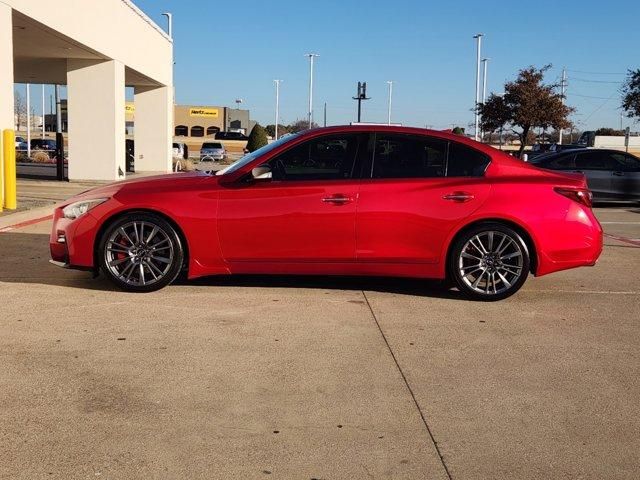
(443, 192), (475, 203)
(322, 195), (352, 205)
(612, 171), (624, 176)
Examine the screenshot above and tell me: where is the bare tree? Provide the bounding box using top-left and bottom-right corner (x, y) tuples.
(14, 89), (26, 130)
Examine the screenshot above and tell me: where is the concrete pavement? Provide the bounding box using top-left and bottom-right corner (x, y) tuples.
(0, 206), (638, 479)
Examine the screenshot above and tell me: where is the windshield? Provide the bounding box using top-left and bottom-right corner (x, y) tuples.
(216, 133), (300, 175)
(202, 143), (222, 149)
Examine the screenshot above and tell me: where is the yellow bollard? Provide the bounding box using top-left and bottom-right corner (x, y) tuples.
(3, 129), (17, 210)
(0, 131), (3, 212)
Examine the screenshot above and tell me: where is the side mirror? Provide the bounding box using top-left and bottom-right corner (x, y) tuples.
(251, 165), (272, 180)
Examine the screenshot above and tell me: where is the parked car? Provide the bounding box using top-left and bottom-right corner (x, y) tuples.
(215, 131), (248, 141)
(30, 139), (57, 151)
(172, 142), (188, 160)
(50, 125), (602, 300)
(530, 148), (640, 201)
(548, 143), (584, 153)
(199, 142), (226, 161)
(15, 136), (27, 150)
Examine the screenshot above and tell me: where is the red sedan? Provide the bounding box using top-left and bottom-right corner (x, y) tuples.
(50, 126), (603, 300)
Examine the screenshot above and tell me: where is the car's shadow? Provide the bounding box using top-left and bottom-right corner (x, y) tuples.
(178, 274), (462, 299)
(0, 231), (463, 299)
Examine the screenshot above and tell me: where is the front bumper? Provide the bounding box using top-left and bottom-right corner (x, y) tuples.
(49, 206), (100, 270)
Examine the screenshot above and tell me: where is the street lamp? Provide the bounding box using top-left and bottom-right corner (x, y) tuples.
(481, 58), (490, 104)
(161, 12), (172, 38)
(473, 33), (483, 141)
(386, 81), (394, 125)
(480, 58), (490, 140)
(305, 53), (319, 128)
(273, 80), (282, 140)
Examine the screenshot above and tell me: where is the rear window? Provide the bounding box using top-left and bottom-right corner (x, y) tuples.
(534, 154), (576, 169)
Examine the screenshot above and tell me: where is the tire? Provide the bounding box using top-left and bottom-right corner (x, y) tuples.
(448, 223), (530, 301)
(98, 213), (184, 292)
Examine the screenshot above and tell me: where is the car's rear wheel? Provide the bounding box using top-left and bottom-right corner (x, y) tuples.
(98, 213), (184, 292)
(449, 223), (530, 301)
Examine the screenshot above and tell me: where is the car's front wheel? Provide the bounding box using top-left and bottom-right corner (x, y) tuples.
(98, 213), (184, 292)
(449, 223), (530, 301)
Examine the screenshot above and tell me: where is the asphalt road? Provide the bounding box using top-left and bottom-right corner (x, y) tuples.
(0, 206), (638, 479)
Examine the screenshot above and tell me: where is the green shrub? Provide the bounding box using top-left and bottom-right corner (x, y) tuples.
(246, 124), (268, 152)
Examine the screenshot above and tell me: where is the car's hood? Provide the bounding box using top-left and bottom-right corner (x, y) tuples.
(58, 171), (212, 206)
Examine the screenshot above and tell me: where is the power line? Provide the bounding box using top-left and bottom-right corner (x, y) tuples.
(566, 69), (625, 75)
(569, 92), (619, 100)
(570, 77), (622, 84)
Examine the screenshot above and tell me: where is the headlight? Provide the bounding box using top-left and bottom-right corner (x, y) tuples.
(62, 198), (108, 220)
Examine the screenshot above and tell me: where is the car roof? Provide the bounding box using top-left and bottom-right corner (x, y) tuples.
(531, 148), (635, 162)
(297, 124), (499, 153)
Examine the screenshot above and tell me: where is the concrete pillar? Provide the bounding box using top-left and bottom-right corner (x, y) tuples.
(67, 59), (125, 181)
(0, 4), (14, 133)
(133, 85), (172, 173)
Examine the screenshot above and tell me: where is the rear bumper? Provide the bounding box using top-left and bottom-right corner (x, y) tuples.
(535, 204), (603, 276)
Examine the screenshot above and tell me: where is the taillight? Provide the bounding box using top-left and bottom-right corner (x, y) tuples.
(554, 187), (593, 207)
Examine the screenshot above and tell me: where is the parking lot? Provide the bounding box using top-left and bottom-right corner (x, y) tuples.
(0, 206), (638, 479)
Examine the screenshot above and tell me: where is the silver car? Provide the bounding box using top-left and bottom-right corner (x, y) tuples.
(199, 142), (226, 162)
(531, 148), (640, 201)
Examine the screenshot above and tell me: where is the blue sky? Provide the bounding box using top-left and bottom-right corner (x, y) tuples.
(133, 0), (640, 131)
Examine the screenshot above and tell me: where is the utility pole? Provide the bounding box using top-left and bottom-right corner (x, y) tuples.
(323, 102), (327, 127)
(273, 79), (282, 140)
(559, 68), (566, 144)
(480, 58), (489, 141)
(305, 53), (319, 128)
(473, 33), (483, 141)
(386, 81), (394, 125)
(352, 81), (371, 123)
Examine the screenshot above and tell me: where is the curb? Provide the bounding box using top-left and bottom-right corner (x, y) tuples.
(0, 207), (54, 233)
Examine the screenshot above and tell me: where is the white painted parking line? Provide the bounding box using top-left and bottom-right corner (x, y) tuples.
(600, 222), (640, 225)
(524, 289), (639, 295)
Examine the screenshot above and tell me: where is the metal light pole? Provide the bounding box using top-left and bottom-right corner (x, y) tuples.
(273, 79), (282, 140)
(559, 68), (566, 144)
(473, 33), (483, 141)
(41, 84), (45, 139)
(161, 12), (173, 38)
(480, 58), (489, 141)
(26, 84), (31, 158)
(481, 58), (489, 104)
(386, 81), (394, 125)
(305, 53), (319, 128)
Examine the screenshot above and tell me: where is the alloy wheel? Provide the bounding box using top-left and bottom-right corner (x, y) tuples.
(457, 230), (525, 296)
(104, 220), (175, 287)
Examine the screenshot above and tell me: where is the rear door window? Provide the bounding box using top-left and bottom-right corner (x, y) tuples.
(575, 152), (617, 170)
(372, 134), (447, 179)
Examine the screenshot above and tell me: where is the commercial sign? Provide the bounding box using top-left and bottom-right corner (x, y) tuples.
(125, 102), (135, 114)
(189, 107), (219, 118)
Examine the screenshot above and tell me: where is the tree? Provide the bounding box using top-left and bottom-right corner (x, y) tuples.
(265, 124), (290, 138)
(595, 127), (624, 136)
(287, 119), (319, 134)
(479, 65), (574, 157)
(14, 89), (26, 130)
(452, 126), (466, 135)
(622, 69), (640, 120)
(246, 124), (268, 152)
